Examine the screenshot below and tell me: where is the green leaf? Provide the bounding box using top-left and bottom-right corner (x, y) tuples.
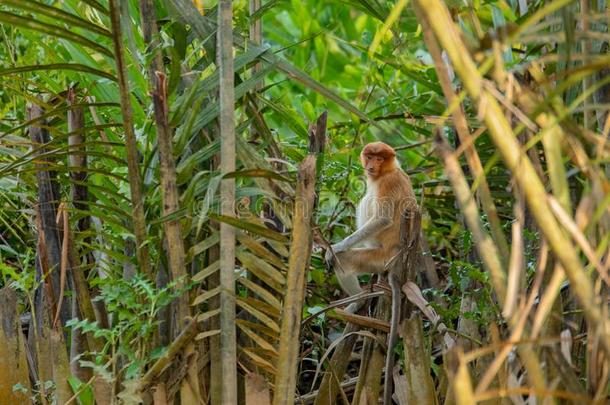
(2, 0), (111, 37)
(67, 376), (95, 405)
(0, 64), (116, 81)
(168, 0), (384, 131)
(0, 11), (113, 57)
(210, 214), (288, 243)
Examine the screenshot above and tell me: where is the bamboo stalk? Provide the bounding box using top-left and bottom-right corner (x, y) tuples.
(208, 228), (222, 404)
(218, 0), (238, 402)
(274, 113), (324, 404)
(414, 2), (509, 262)
(137, 0), (189, 337)
(515, 88), (572, 212)
(137, 1), (200, 402)
(67, 87), (89, 236)
(581, 0), (593, 131)
(108, 0), (150, 277)
(249, 0), (263, 122)
(540, 119), (571, 211)
(435, 133), (507, 302)
(436, 113), (548, 400)
(418, 0), (610, 353)
(453, 351), (475, 405)
(66, 88), (95, 383)
(273, 155), (317, 405)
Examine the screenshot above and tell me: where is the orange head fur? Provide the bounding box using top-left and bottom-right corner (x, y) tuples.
(360, 142), (397, 179)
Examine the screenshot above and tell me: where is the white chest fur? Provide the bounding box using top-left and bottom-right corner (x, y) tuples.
(355, 181), (380, 247)
(356, 190), (375, 228)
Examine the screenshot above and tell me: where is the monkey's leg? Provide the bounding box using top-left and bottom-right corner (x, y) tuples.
(336, 271), (362, 296)
(337, 248), (393, 274)
(335, 269), (369, 315)
(334, 248), (386, 294)
(334, 248), (392, 313)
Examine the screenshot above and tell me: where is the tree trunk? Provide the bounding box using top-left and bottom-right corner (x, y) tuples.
(28, 103), (71, 329)
(218, 0), (238, 402)
(0, 288), (32, 404)
(108, 0), (150, 277)
(67, 87), (94, 384)
(274, 155), (317, 403)
(402, 315), (438, 405)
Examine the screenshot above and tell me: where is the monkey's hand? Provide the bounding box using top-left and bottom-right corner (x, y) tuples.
(325, 244), (345, 270)
(324, 247), (335, 269)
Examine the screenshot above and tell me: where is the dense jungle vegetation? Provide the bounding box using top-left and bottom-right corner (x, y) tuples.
(0, 0), (609, 404)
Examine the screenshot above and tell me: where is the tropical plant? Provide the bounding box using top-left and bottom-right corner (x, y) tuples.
(0, 0), (608, 403)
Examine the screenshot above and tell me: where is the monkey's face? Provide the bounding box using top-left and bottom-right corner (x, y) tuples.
(360, 142), (396, 179)
(361, 154), (387, 178)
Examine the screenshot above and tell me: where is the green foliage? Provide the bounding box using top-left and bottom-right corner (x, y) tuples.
(67, 377), (95, 405)
(13, 380), (56, 405)
(0, 248), (35, 292)
(1, 0), (608, 401)
(67, 274), (185, 380)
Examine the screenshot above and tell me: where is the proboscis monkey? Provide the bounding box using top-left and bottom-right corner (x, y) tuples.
(325, 141), (416, 304)
(325, 141), (417, 405)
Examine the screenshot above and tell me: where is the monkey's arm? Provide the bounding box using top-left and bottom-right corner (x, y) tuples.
(331, 216), (392, 253)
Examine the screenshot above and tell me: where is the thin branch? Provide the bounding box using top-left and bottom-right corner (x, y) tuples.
(108, 0), (150, 277)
